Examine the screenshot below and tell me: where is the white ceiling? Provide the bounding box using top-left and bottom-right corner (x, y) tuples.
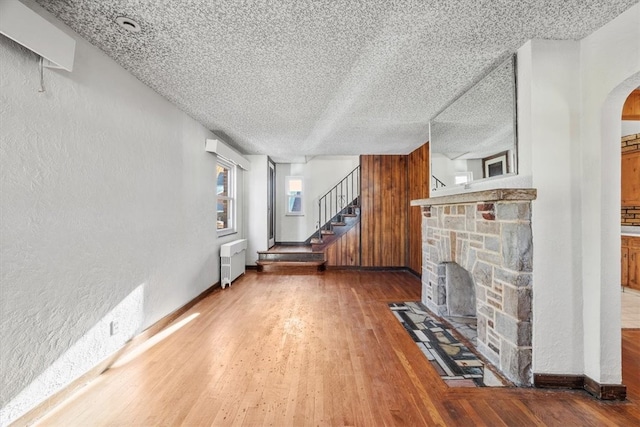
(36, 0), (639, 159)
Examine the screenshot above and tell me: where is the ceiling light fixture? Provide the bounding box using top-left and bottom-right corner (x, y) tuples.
(115, 16), (141, 33)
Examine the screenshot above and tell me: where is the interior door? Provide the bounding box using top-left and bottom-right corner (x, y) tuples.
(268, 159), (276, 248)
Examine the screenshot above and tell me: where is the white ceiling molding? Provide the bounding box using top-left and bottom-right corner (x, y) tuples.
(0, 0), (75, 71)
(205, 139), (250, 170)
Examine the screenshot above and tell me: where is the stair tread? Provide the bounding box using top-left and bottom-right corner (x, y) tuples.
(256, 260), (326, 266)
(257, 250), (321, 255)
(321, 230), (335, 235)
(331, 222), (346, 226)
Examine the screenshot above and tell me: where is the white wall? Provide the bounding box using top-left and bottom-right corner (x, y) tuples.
(0, 5), (243, 423)
(431, 154), (462, 186)
(467, 159), (483, 182)
(431, 154), (485, 187)
(245, 155), (269, 264)
(275, 156), (359, 242)
(622, 120), (640, 136)
(518, 39), (585, 376)
(579, 4), (640, 384)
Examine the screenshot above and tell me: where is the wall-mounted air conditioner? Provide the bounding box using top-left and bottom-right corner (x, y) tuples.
(0, 0), (75, 71)
(205, 139), (251, 170)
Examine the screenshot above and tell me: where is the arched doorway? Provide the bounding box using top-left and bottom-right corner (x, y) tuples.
(595, 73), (640, 398)
(619, 85), (640, 400)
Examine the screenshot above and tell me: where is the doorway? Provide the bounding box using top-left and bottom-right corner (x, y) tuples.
(620, 88), (640, 401)
(268, 158), (276, 248)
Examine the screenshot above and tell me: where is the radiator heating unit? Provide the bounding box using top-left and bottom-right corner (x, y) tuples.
(220, 239), (247, 288)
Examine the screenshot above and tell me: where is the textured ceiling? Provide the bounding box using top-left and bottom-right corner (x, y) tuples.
(36, 0), (639, 159)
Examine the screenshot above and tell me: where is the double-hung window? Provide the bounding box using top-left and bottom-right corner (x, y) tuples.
(216, 157), (236, 235)
(285, 176), (304, 215)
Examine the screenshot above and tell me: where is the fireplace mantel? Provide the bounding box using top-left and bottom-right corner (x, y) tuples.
(411, 188), (537, 207)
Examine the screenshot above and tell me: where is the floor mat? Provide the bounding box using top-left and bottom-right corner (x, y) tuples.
(389, 301), (506, 388)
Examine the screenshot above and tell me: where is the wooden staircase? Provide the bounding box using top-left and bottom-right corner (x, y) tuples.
(309, 204), (360, 251)
(256, 166), (360, 272)
(256, 248), (327, 272)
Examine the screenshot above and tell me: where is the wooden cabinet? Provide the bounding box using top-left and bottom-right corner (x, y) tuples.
(622, 245), (629, 286)
(622, 89), (640, 120)
(621, 151), (640, 206)
(630, 245), (640, 291)
(622, 236), (640, 291)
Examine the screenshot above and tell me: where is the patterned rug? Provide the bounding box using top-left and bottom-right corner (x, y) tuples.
(389, 302), (506, 388)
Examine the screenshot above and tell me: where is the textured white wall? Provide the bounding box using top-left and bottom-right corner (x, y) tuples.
(579, 4), (640, 384)
(519, 39), (585, 376)
(276, 156), (359, 242)
(245, 155), (269, 265)
(0, 9), (242, 423)
(513, 6), (639, 384)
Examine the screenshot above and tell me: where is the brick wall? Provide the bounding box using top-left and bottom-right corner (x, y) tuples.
(622, 133), (640, 226)
(622, 133), (640, 152)
(622, 206), (640, 226)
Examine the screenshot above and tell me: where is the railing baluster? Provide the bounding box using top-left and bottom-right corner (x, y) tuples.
(314, 166), (360, 243)
(350, 173), (353, 208)
(318, 200), (321, 241)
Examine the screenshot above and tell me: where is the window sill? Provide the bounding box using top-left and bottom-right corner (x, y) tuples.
(217, 229), (237, 238)
(285, 213), (304, 217)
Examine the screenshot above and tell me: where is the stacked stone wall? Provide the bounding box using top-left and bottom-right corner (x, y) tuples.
(421, 199), (533, 385)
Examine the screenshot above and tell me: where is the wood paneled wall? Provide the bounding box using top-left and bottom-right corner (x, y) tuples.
(408, 143), (430, 274)
(326, 225), (360, 266)
(327, 144), (429, 271)
(360, 155), (408, 267)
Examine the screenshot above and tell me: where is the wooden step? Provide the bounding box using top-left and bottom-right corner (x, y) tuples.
(321, 229), (335, 235)
(256, 260), (326, 273)
(331, 221), (346, 226)
(257, 251), (325, 262)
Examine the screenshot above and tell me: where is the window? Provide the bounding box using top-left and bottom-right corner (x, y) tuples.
(285, 176), (304, 215)
(454, 172), (473, 185)
(217, 157), (236, 235)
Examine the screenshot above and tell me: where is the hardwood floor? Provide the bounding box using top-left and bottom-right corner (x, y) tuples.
(36, 271), (640, 426)
(621, 288), (640, 328)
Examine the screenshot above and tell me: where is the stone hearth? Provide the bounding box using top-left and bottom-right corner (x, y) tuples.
(411, 189), (537, 386)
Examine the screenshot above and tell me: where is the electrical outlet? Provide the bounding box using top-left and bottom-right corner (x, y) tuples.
(110, 320), (119, 336)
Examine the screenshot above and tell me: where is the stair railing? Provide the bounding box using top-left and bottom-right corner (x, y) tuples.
(316, 166), (360, 243)
(432, 175), (446, 191)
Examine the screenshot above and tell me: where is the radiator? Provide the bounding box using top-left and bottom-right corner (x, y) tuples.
(220, 239), (247, 288)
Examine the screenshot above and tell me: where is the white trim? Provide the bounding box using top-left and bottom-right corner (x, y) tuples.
(216, 157), (236, 235)
(285, 176), (304, 216)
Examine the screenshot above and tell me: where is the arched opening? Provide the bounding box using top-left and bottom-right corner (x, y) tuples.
(619, 85), (640, 400)
(598, 72), (640, 398)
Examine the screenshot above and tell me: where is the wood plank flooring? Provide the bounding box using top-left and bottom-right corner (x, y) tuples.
(36, 271), (640, 426)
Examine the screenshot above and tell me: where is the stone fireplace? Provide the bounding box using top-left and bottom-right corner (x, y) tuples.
(411, 189), (537, 385)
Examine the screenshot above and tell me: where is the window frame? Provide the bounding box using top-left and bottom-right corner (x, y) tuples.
(216, 157), (237, 236)
(285, 176), (304, 216)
